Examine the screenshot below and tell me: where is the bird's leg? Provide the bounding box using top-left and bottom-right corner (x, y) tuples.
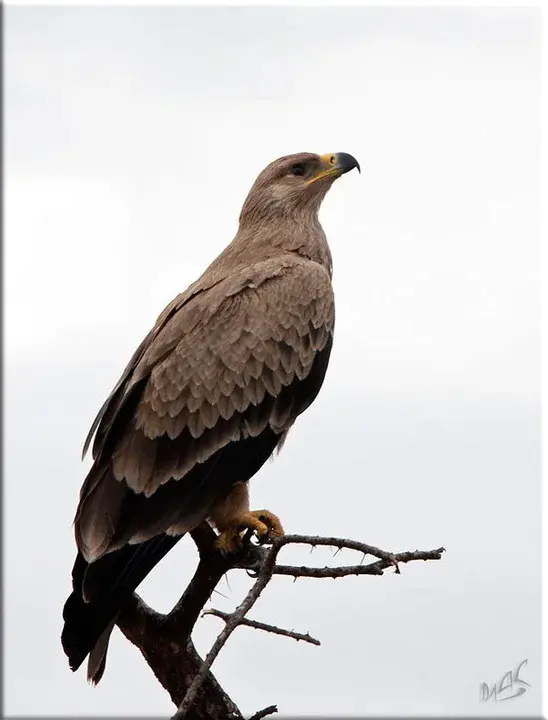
(208, 484), (285, 555)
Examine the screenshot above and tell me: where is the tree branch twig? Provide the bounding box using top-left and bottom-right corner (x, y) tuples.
(248, 705), (278, 720)
(171, 534), (445, 718)
(203, 608), (321, 646)
(113, 526), (444, 719)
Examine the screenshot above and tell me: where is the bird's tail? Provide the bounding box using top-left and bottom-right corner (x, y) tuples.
(61, 533), (182, 683)
(86, 617), (117, 684)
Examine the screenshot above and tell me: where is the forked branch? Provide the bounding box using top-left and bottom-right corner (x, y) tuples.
(115, 524), (445, 720)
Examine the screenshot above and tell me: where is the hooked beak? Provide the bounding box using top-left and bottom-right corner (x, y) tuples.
(308, 152), (361, 184)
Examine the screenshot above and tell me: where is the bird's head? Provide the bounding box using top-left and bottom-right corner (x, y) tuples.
(239, 152), (360, 225)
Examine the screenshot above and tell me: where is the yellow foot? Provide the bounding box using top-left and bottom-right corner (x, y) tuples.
(215, 510), (285, 554)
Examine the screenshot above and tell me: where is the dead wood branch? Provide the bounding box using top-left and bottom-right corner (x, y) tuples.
(114, 523), (444, 719)
(248, 705), (278, 720)
(203, 608), (321, 646)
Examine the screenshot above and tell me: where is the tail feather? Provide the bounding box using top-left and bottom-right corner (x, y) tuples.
(61, 534), (182, 679)
(87, 617), (117, 685)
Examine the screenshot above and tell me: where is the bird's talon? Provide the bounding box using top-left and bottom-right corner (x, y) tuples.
(215, 509), (284, 555)
(250, 509), (285, 539)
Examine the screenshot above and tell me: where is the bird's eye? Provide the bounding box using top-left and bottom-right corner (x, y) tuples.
(290, 163), (306, 176)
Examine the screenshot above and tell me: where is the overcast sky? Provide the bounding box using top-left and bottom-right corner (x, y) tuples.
(4, 5), (542, 718)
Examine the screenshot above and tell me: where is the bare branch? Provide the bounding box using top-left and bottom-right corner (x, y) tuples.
(159, 523), (266, 641)
(114, 528), (444, 719)
(276, 534), (403, 561)
(273, 563), (384, 578)
(162, 549), (231, 640)
(248, 705), (278, 720)
(172, 534), (444, 718)
(273, 546), (446, 579)
(188, 522), (217, 555)
(117, 593), (243, 718)
(172, 537), (281, 719)
(118, 593), (164, 644)
(203, 608), (321, 646)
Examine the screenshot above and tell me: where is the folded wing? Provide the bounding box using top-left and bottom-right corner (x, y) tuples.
(75, 255), (335, 563)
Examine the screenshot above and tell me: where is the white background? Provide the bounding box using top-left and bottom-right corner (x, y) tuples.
(4, 5), (542, 717)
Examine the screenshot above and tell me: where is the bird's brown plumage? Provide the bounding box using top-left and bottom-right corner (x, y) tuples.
(61, 150), (359, 683)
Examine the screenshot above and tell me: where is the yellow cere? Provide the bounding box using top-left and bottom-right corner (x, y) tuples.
(306, 153), (341, 184)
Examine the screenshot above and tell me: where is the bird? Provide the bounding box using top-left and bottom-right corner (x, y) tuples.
(61, 150), (360, 684)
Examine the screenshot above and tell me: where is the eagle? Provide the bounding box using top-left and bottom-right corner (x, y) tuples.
(61, 151), (360, 684)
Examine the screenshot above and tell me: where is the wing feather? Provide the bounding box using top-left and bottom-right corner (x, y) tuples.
(77, 256), (334, 559)
(129, 259), (333, 488)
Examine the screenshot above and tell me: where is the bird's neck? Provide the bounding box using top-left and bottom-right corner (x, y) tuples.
(233, 212), (333, 276)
